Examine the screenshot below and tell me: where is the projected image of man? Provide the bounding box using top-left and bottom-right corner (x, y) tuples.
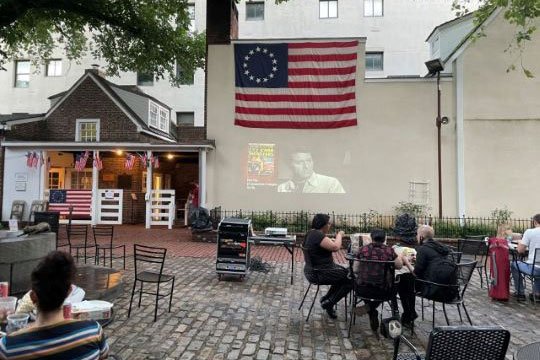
(277, 152), (345, 193)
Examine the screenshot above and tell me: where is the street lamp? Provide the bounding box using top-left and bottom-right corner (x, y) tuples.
(425, 59), (449, 219)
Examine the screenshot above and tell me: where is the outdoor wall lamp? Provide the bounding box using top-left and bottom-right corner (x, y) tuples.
(116, 150), (123, 155)
(425, 58), (445, 219)
(167, 154), (174, 160)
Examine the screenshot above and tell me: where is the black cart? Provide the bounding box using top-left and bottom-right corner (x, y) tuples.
(216, 218), (251, 280)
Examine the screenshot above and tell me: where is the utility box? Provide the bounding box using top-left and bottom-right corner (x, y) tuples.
(216, 218), (251, 280)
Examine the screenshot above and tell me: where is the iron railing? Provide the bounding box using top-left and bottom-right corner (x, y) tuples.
(216, 210), (532, 238)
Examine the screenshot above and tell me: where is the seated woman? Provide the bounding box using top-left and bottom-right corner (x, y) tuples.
(303, 214), (352, 319)
(0, 251), (109, 360)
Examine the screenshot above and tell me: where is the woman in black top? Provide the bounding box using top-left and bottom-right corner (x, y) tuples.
(303, 214), (352, 318)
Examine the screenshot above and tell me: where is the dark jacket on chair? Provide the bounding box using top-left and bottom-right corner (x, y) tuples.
(414, 238), (451, 280)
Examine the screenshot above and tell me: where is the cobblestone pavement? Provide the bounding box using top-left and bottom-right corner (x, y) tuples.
(102, 254), (539, 360)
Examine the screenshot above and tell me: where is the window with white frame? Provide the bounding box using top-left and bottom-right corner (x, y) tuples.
(246, 1), (264, 21)
(46, 59), (62, 77)
(148, 101), (169, 132)
(409, 181), (430, 206)
(365, 52), (383, 71)
(364, 0), (383, 17)
(76, 119), (100, 142)
(188, 3), (195, 31)
(320, 0), (338, 18)
(15, 60), (30, 88)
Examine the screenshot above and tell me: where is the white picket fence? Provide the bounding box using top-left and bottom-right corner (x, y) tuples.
(150, 189), (175, 229)
(97, 189), (123, 225)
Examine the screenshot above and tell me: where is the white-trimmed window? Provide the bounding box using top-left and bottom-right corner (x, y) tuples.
(246, 1), (264, 21)
(15, 60), (30, 88)
(320, 0), (338, 19)
(188, 3), (196, 31)
(46, 59), (62, 77)
(409, 181), (430, 206)
(149, 101), (170, 132)
(364, 0), (383, 17)
(365, 52), (383, 71)
(76, 119), (100, 142)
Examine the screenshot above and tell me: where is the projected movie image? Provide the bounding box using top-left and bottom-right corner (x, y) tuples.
(246, 144), (347, 194)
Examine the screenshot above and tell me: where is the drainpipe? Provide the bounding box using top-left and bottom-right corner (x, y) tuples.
(455, 57), (466, 220)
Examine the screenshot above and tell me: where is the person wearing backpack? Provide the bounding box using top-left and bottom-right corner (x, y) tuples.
(414, 225), (458, 302)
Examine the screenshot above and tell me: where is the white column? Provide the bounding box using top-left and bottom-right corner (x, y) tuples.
(91, 150), (99, 226)
(145, 150), (153, 229)
(39, 150), (47, 200)
(199, 149), (207, 208)
(455, 57), (466, 220)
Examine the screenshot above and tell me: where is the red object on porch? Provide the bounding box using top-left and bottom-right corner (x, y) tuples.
(49, 189), (92, 219)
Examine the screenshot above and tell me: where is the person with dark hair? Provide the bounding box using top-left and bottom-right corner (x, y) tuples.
(0, 251), (109, 360)
(303, 214), (352, 319)
(512, 213), (540, 302)
(353, 229), (404, 331)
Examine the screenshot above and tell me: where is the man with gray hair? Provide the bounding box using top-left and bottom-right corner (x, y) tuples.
(413, 225), (450, 280)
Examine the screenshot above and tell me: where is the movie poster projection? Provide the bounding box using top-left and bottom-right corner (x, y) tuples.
(246, 143), (277, 189)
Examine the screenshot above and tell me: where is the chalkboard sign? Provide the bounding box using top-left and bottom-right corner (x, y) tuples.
(117, 174), (133, 190)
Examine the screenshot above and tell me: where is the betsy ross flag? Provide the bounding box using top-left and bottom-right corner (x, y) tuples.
(234, 41), (358, 129)
(49, 189), (92, 218)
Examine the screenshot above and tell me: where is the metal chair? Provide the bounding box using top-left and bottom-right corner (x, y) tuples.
(128, 244), (175, 322)
(512, 248), (540, 305)
(68, 225), (97, 264)
(10, 200), (26, 221)
(29, 200), (48, 223)
(416, 261), (477, 328)
(348, 258), (398, 337)
(93, 225), (125, 269)
(33, 211), (60, 247)
(298, 246), (348, 322)
(457, 238), (488, 288)
(392, 325), (510, 360)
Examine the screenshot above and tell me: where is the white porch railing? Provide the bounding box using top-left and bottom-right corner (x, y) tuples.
(97, 189), (123, 225)
(150, 190), (175, 229)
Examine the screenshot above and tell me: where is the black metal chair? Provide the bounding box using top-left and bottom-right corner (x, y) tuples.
(348, 258), (398, 337)
(457, 238), (488, 288)
(93, 225), (125, 269)
(68, 224), (97, 264)
(512, 248), (540, 305)
(416, 261), (477, 328)
(128, 244), (175, 322)
(298, 246), (347, 322)
(33, 211), (60, 247)
(392, 325), (510, 360)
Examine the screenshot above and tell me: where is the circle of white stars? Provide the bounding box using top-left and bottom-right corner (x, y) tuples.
(243, 46), (278, 84)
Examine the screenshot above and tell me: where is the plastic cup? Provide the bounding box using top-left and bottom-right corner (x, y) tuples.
(7, 313), (29, 331)
(0, 296), (17, 323)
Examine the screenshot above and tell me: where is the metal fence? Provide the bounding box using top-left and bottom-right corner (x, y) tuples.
(217, 210), (532, 238)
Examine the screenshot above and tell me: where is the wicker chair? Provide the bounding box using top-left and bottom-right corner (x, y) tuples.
(392, 325), (510, 360)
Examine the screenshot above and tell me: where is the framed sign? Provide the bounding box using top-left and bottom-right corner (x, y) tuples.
(9, 219), (18, 232)
(15, 181), (26, 191)
(105, 190), (115, 199)
(15, 173), (28, 182)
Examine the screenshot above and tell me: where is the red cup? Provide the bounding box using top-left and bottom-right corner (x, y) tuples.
(0, 282), (8, 298)
(63, 303), (72, 319)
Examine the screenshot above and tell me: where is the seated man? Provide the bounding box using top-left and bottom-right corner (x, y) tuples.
(354, 229), (403, 331)
(0, 251), (109, 360)
(511, 213), (540, 302)
(303, 214), (352, 319)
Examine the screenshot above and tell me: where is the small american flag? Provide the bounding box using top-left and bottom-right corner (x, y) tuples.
(31, 152), (39, 168)
(234, 41), (358, 129)
(49, 189), (92, 219)
(152, 156), (160, 169)
(93, 153), (103, 170)
(125, 154), (135, 170)
(26, 152), (33, 167)
(139, 154), (148, 168)
(47, 157), (51, 170)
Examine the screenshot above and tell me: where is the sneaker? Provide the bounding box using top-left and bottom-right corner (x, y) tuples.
(368, 310), (379, 332)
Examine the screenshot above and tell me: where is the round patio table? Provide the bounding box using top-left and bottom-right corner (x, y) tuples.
(515, 342), (540, 360)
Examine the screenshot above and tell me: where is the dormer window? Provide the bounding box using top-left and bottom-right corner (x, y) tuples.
(76, 119), (100, 142)
(149, 101), (169, 133)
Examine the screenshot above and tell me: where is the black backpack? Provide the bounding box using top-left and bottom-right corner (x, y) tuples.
(423, 256), (458, 302)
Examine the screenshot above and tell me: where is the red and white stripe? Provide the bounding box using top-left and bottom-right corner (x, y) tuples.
(235, 40), (358, 129)
(49, 190), (92, 218)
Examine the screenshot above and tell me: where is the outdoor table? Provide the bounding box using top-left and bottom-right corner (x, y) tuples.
(248, 235), (296, 284)
(514, 341), (540, 360)
(74, 265), (124, 302)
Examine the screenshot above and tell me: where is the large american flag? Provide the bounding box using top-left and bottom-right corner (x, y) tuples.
(234, 41), (358, 129)
(49, 189), (92, 219)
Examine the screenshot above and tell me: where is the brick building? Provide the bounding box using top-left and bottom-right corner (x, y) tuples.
(0, 69), (214, 227)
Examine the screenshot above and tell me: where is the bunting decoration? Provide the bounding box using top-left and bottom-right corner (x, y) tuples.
(93, 153), (103, 171)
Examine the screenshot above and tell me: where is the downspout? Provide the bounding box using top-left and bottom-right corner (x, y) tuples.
(455, 56), (466, 219)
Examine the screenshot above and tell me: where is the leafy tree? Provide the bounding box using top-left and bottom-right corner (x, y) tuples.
(0, 0), (205, 86)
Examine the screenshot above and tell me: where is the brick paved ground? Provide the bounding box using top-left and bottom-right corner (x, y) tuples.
(62, 226), (539, 359)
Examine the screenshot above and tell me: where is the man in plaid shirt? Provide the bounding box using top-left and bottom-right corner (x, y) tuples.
(353, 229), (404, 331)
